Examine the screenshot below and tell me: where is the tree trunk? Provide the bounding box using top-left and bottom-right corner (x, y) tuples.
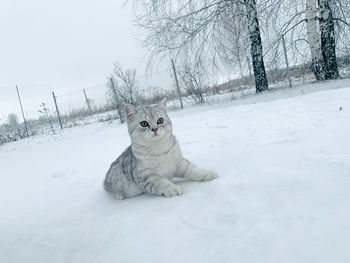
(319, 0), (339, 79)
(244, 0), (268, 93)
(306, 0), (325, 80)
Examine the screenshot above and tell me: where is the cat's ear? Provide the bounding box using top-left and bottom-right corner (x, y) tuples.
(158, 97), (167, 112)
(125, 104), (137, 120)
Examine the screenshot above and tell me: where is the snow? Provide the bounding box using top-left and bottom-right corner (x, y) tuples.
(1, 80), (350, 263)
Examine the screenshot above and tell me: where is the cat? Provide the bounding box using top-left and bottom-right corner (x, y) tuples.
(103, 98), (217, 199)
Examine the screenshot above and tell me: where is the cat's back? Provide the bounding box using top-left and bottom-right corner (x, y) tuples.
(108, 146), (135, 175)
(104, 146), (141, 198)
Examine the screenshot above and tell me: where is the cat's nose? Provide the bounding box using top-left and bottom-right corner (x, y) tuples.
(151, 128), (158, 133)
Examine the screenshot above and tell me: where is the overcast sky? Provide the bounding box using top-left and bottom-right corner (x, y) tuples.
(0, 0), (172, 121)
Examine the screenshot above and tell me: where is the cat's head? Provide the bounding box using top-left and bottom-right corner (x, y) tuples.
(125, 98), (172, 145)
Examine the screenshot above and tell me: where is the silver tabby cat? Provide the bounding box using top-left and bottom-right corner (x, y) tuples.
(103, 98), (217, 199)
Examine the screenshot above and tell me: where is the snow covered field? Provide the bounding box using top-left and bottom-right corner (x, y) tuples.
(1, 80), (350, 263)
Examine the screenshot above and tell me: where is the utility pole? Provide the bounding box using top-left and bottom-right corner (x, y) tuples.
(52, 91), (63, 129)
(282, 34), (292, 88)
(15, 85), (29, 137)
(171, 59), (183, 109)
(83, 89), (92, 113)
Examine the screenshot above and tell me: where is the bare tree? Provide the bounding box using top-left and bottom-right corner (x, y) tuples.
(38, 103), (55, 134)
(113, 62), (140, 105)
(178, 63), (206, 104)
(134, 0), (269, 93)
(333, 0), (350, 59)
(106, 75), (125, 123)
(216, 2), (250, 79)
(260, 0), (309, 73)
(7, 113), (19, 128)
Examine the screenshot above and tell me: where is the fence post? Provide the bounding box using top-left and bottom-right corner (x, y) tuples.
(171, 59), (183, 109)
(83, 89), (92, 113)
(282, 34), (292, 88)
(52, 91), (63, 129)
(15, 85), (29, 137)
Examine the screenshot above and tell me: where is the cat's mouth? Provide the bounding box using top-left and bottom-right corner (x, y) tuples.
(151, 131), (162, 138)
(151, 127), (159, 137)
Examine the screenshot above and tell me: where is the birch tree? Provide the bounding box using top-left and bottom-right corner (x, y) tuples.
(134, 0), (269, 93)
(319, 0), (339, 79)
(244, 0), (268, 91)
(262, 0), (340, 81)
(306, 0), (325, 80)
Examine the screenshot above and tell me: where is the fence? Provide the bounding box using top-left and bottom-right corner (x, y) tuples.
(0, 68), (180, 145)
(52, 85), (114, 128)
(2, 57), (349, 145)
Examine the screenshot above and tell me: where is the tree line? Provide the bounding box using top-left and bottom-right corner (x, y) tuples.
(104, 0), (350, 123)
(131, 0), (349, 93)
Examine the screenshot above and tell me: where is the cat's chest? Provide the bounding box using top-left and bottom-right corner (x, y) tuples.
(153, 151), (181, 177)
(136, 142), (182, 178)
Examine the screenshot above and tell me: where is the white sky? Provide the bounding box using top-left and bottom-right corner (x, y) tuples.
(0, 0), (171, 122)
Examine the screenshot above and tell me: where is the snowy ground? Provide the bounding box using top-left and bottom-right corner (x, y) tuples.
(1, 79), (350, 263)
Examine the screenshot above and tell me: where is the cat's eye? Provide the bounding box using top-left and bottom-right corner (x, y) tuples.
(140, 121), (149, 127)
(157, 118), (164, 125)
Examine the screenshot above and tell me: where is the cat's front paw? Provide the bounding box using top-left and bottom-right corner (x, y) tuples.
(162, 184), (183, 197)
(199, 170), (218, 181)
